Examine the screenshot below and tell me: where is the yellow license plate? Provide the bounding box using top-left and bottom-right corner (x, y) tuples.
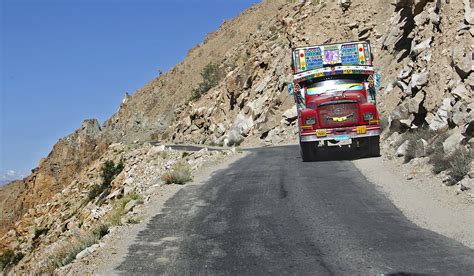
(316, 129), (327, 137)
(356, 126), (367, 134)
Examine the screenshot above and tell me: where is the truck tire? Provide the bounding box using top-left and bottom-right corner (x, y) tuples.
(368, 136), (380, 157)
(354, 136), (380, 157)
(300, 141), (318, 162)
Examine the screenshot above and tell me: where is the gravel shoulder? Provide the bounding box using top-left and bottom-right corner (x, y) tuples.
(352, 154), (474, 249)
(60, 151), (247, 275)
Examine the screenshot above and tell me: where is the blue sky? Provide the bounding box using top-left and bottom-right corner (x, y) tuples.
(0, 0), (260, 180)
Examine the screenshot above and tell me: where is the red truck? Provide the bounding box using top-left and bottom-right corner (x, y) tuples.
(288, 41), (381, 161)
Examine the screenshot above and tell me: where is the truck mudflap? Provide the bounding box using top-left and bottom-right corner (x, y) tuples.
(299, 125), (381, 143)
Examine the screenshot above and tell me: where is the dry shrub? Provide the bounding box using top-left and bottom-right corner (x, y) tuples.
(447, 147), (473, 183)
(161, 162), (192, 184)
(50, 223), (108, 268)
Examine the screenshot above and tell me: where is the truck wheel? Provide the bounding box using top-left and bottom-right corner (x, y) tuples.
(300, 141), (318, 162)
(368, 136), (380, 157)
(354, 137), (380, 157)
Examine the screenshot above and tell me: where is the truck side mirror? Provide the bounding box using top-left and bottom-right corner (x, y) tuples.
(287, 83), (294, 96)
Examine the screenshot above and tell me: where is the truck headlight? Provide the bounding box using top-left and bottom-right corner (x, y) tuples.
(363, 112), (374, 121)
(305, 117), (316, 125)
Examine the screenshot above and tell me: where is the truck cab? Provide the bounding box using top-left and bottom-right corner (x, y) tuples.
(289, 41), (381, 161)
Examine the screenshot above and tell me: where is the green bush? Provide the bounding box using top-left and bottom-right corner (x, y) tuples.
(33, 227), (49, 240)
(161, 162), (192, 184)
(0, 249), (24, 271)
(88, 160), (124, 201)
(106, 192), (143, 226)
(190, 62), (223, 101)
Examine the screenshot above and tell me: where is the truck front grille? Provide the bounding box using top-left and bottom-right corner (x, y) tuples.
(319, 102), (359, 128)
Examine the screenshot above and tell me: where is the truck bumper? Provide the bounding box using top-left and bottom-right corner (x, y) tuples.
(300, 126), (381, 143)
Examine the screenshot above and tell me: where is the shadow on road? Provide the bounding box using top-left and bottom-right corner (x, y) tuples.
(309, 146), (379, 162)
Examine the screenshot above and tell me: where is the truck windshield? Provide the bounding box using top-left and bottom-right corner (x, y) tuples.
(306, 79), (364, 96)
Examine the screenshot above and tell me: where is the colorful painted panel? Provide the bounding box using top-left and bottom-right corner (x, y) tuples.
(304, 47), (323, 70)
(322, 45), (341, 65)
(340, 44), (359, 65)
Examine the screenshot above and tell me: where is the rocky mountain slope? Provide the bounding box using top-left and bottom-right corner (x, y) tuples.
(1, 0), (473, 273)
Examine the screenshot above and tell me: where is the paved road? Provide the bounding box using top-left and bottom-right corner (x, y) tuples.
(116, 145), (474, 275)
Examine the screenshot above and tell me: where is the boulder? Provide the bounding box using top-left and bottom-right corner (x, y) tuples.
(224, 129), (244, 147)
(389, 92), (425, 130)
(76, 244), (100, 260)
(124, 199), (140, 214)
(466, 74), (474, 90)
(464, 0), (473, 25)
(443, 129), (465, 154)
(397, 64), (413, 81)
(469, 160), (474, 178)
(425, 97), (454, 132)
(451, 46), (473, 79)
(254, 75), (272, 94)
(248, 94), (269, 119)
(411, 37), (431, 57)
(396, 140), (410, 157)
(282, 107), (298, 122)
(451, 83), (470, 101)
(409, 70), (429, 90)
(462, 121), (474, 138)
(338, 0), (351, 11)
(415, 138), (428, 158)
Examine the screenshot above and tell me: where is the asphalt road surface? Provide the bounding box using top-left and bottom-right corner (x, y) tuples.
(116, 145), (474, 275)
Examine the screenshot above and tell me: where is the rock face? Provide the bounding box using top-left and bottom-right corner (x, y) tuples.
(1, 0), (473, 273)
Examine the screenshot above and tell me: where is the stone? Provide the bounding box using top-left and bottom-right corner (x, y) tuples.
(426, 97), (454, 132)
(451, 46), (473, 79)
(338, 0), (351, 11)
(389, 92), (425, 130)
(429, 11), (440, 26)
(443, 129), (465, 154)
(230, 112), (254, 137)
(397, 65), (413, 81)
(282, 107), (298, 122)
(396, 140), (410, 157)
(388, 131), (404, 147)
(411, 38), (432, 57)
(469, 161), (474, 178)
(413, 11), (428, 27)
(106, 187), (124, 200)
(466, 74), (474, 90)
(124, 199), (140, 214)
(224, 129), (244, 147)
(464, 0), (473, 25)
(451, 83), (470, 101)
(254, 75), (272, 94)
(76, 243), (100, 260)
(457, 177), (474, 191)
(462, 121), (474, 138)
(409, 70), (429, 90)
(382, 10), (405, 53)
(248, 94), (269, 119)
(415, 138), (428, 158)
